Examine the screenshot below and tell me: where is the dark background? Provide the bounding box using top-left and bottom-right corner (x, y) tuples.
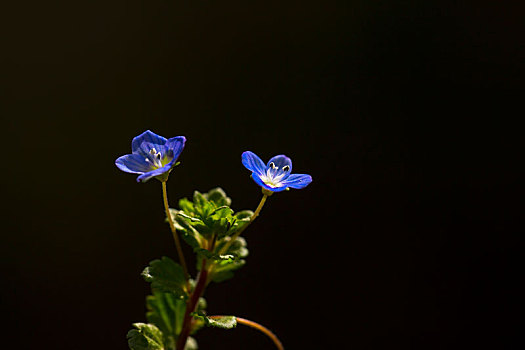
(1, 1), (523, 349)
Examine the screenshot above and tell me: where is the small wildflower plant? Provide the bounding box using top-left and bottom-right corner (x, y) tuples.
(116, 130), (311, 350)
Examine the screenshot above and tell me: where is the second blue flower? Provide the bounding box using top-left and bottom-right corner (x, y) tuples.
(242, 151), (312, 192)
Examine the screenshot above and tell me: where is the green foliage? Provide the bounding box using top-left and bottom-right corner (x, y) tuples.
(205, 187), (232, 207)
(190, 297), (208, 335)
(170, 188), (252, 277)
(192, 313), (237, 329)
(130, 187), (260, 349)
(141, 292), (206, 350)
(208, 237), (249, 283)
(145, 292), (185, 348)
(142, 257), (188, 298)
(207, 316), (237, 329)
(173, 188), (252, 240)
(127, 323), (164, 350)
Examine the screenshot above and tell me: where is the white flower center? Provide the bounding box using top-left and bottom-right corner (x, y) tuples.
(259, 163), (288, 188)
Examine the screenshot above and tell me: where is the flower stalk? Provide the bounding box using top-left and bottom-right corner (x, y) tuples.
(161, 180), (190, 284)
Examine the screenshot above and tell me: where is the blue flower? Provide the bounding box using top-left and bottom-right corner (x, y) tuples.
(115, 130), (186, 182)
(242, 151), (312, 192)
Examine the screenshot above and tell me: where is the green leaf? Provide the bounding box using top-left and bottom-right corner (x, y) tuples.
(192, 314), (237, 329)
(170, 209), (204, 251)
(192, 191), (210, 217)
(145, 292), (208, 347)
(209, 205), (234, 217)
(170, 188), (253, 256)
(219, 236), (249, 259)
(229, 210), (253, 234)
(205, 187), (232, 207)
(180, 230), (203, 252)
(188, 297), (208, 335)
(178, 198), (194, 214)
(176, 211), (203, 223)
(207, 316), (237, 329)
(145, 292), (182, 347)
(209, 237), (249, 283)
(142, 257), (187, 298)
(127, 323), (164, 350)
(234, 210), (253, 221)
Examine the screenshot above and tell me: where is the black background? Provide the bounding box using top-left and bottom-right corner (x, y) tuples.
(2, 1), (523, 349)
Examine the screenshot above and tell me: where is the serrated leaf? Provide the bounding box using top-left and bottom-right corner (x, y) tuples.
(146, 292), (200, 349)
(192, 314), (237, 329)
(234, 210), (253, 221)
(209, 205), (234, 217)
(142, 257), (187, 298)
(176, 211), (203, 222)
(173, 188), (254, 243)
(170, 209), (202, 234)
(145, 292), (182, 347)
(208, 316), (237, 329)
(145, 292), (207, 346)
(180, 230), (203, 252)
(205, 187), (232, 207)
(178, 198), (195, 214)
(127, 323), (164, 350)
(192, 191), (210, 216)
(218, 236), (249, 258)
(170, 209), (205, 251)
(209, 237), (249, 283)
(227, 210), (253, 234)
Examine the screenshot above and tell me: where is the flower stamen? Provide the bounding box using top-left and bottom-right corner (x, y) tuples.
(146, 148), (165, 168)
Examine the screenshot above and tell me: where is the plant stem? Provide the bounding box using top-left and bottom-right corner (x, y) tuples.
(161, 180), (190, 283)
(177, 194), (268, 349)
(176, 259), (209, 350)
(209, 316), (284, 350)
(218, 193), (268, 255)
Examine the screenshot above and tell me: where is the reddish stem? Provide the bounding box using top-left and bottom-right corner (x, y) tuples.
(176, 260), (208, 350)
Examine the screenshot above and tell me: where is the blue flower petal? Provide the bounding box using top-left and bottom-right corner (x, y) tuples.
(134, 141), (167, 159)
(242, 151), (266, 176)
(115, 154), (152, 174)
(136, 164), (172, 182)
(131, 130), (167, 154)
(251, 173), (289, 192)
(267, 155), (292, 173)
(165, 136), (186, 160)
(282, 174), (312, 189)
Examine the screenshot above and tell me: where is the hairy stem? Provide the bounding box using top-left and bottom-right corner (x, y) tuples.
(161, 181), (190, 283)
(209, 316), (284, 350)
